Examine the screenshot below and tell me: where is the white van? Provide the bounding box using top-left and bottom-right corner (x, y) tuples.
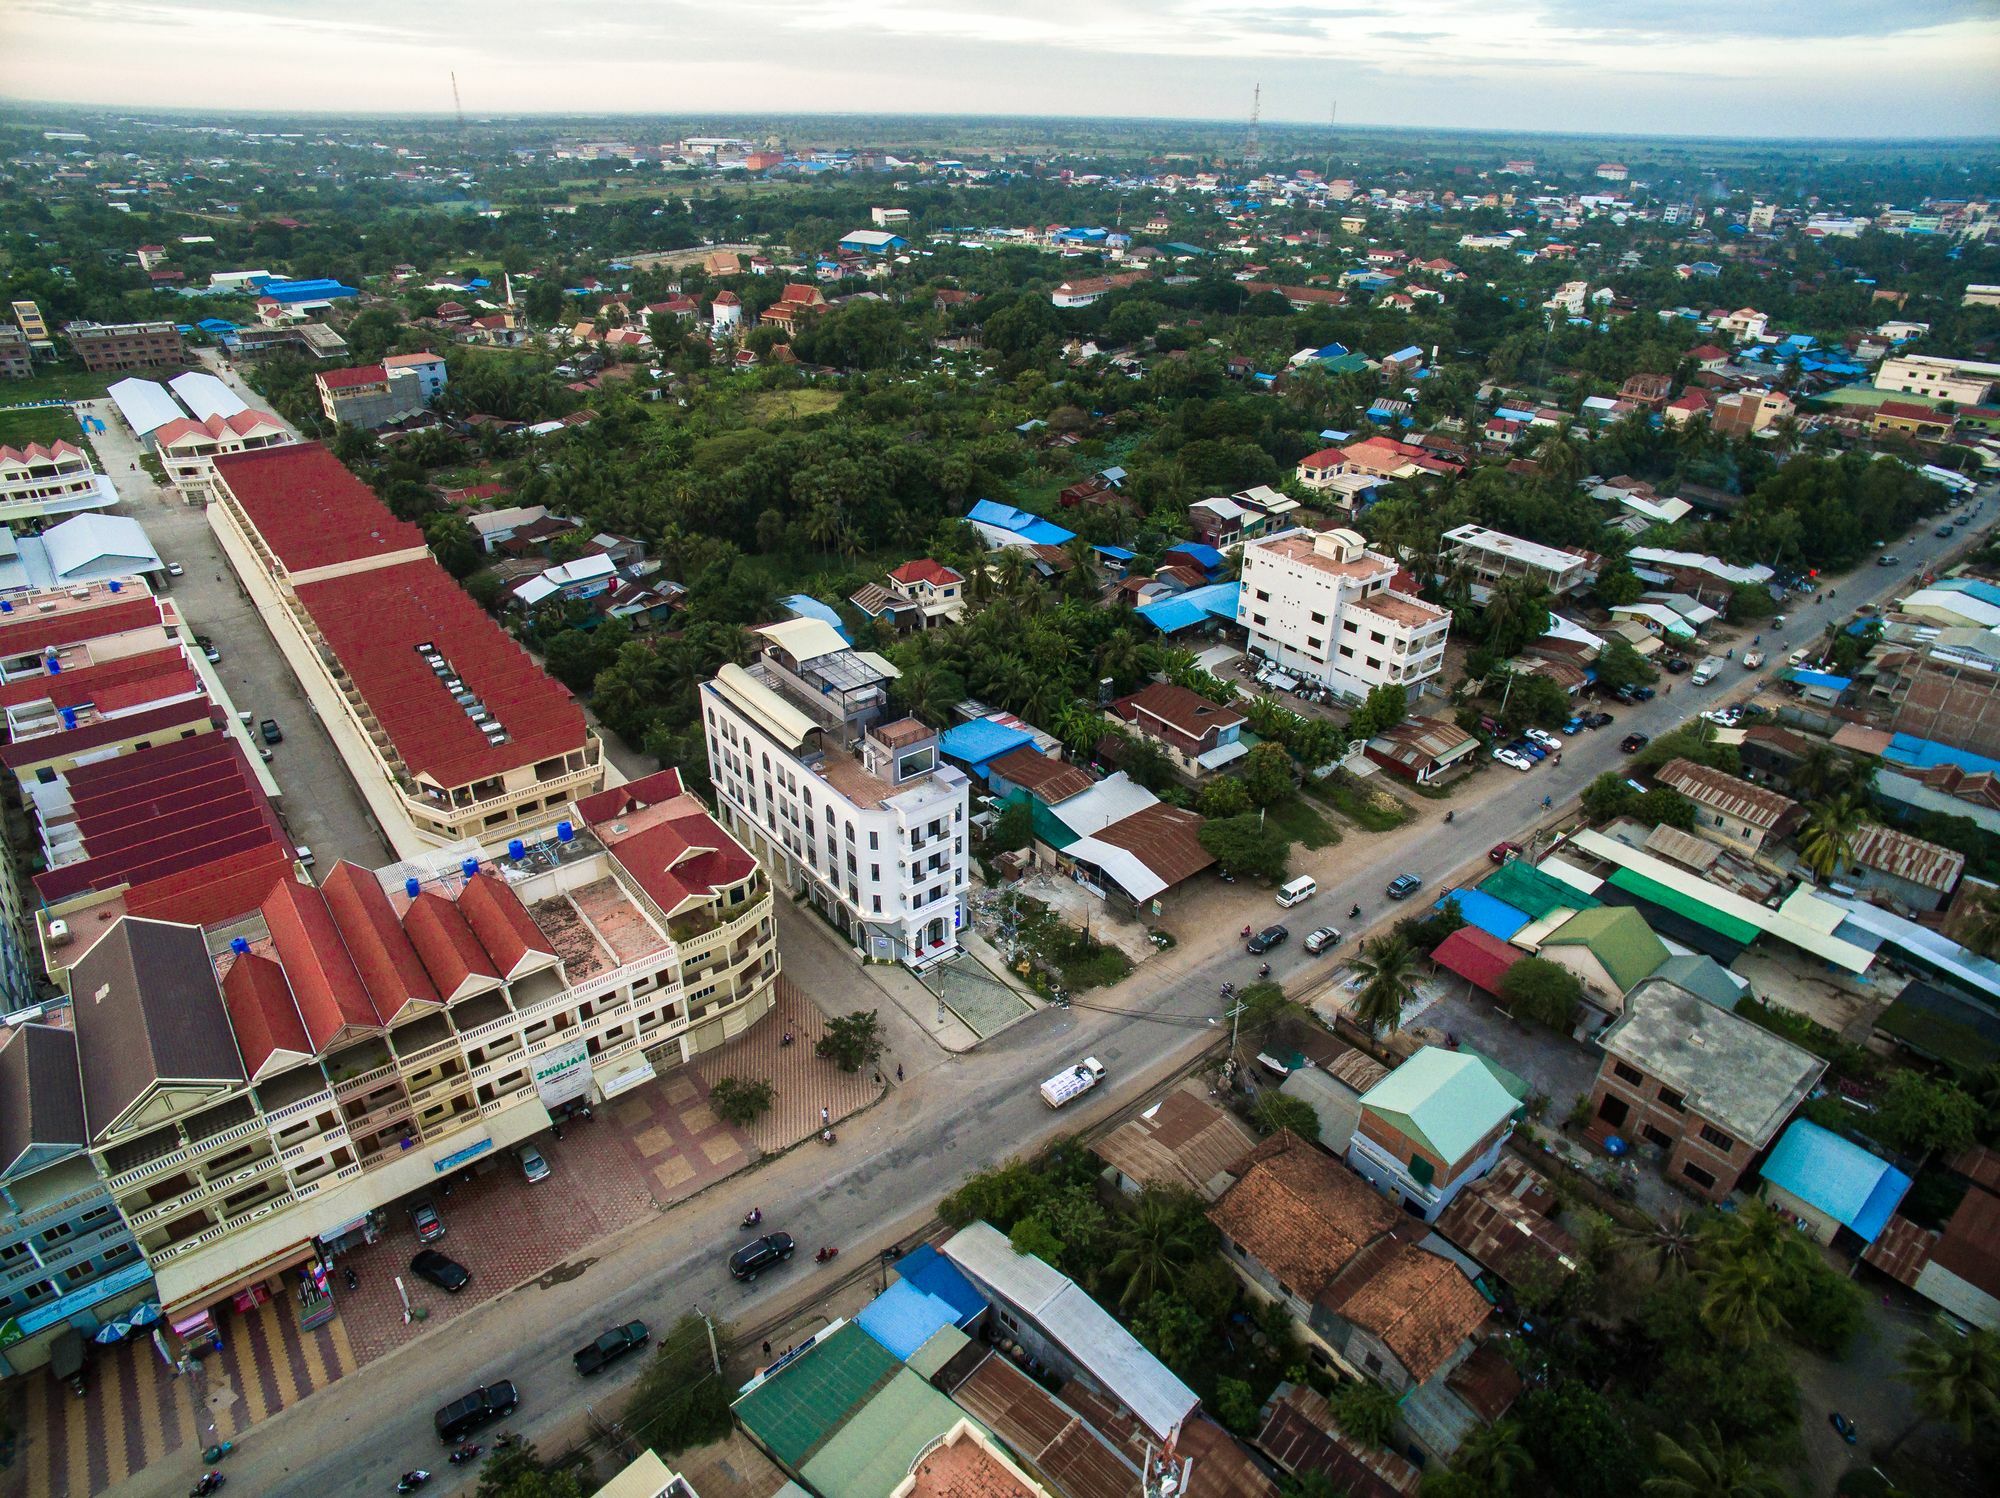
(1276, 875), (1318, 908)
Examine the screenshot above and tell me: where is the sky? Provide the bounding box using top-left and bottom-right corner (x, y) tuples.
(4, 0), (2000, 140)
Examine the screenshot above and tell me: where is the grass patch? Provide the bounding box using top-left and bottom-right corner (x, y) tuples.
(1305, 773), (1410, 832)
(0, 366), (115, 405)
(1734, 995), (1876, 1074)
(743, 387), (842, 422)
(0, 406), (84, 449)
(1262, 794), (1342, 850)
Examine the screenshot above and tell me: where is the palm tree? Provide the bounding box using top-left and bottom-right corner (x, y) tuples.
(1799, 793), (1868, 882)
(1105, 1190), (1208, 1310)
(1052, 701), (1105, 757)
(1643, 1424), (1788, 1498)
(1451, 1420), (1534, 1496)
(1887, 1326), (2000, 1456)
(1615, 1206), (1701, 1281)
(1349, 934), (1418, 1036)
(1789, 742), (1855, 800)
(1696, 1254), (1788, 1346)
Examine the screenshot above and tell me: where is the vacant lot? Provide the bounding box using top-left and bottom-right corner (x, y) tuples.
(0, 405), (83, 448)
(744, 387), (842, 422)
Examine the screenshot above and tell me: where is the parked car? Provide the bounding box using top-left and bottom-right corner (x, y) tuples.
(1620, 732), (1650, 753)
(1508, 739), (1546, 761)
(294, 844), (315, 868)
(411, 1249), (470, 1294)
(1386, 873), (1423, 900)
(1936, 525), (1955, 538)
(259, 718), (283, 745)
(1877, 554), (1900, 567)
(1246, 924), (1289, 955)
(1523, 728), (1562, 751)
(517, 1144), (551, 1183)
(166, 561), (184, 577)
(1492, 747), (1534, 771)
(1561, 716), (1585, 735)
(729, 1232), (796, 1282)
(202, 646), (221, 664)
(573, 1321), (649, 1376)
(1660, 656), (1691, 675)
(435, 1382), (517, 1445)
(1488, 841), (1522, 863)
(1303, 925), (1342, 955)
(410, 1199), (445, 1243)
(1583, 711), (1614, 729)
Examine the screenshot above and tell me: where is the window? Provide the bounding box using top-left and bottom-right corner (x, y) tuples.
(868, 831), (878, 850)
(1597, 1094), (1629, 1127)
(1310, 611), (1326, 624)
(1698, 1123), (1734, 1151)
(1612, 1061), (1643, 1085)
(1658, 1087), (1686, 1112)
(1681, 1161), (1717, 1190)
(1641, 1124), (1673, 1149)
(1408, 1156), (1435, 1186)
(1254, 589), (1270, 602)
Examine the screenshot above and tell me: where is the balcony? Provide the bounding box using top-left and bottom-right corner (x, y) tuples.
(333, 1062), (399, 1099)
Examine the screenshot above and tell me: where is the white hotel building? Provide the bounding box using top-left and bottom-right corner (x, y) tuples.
(701, 619), (970, 969)
(1238, 527), (1452, 701)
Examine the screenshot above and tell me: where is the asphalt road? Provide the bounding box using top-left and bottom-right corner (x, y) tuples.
(110, 477), (1994, 1498)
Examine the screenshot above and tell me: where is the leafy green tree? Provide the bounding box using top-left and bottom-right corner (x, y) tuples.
(1500, 957), (1582, 1032)
(1347, 683), (1409, 742)
(625, 1315), (733, 1455)
(1212, 1376), (1262, 1435)
(1593, 637), (1658, 693)
(1199, 776), (1252, 819)
(1642, 1424), (1788, 1498)
(475, 1441), (585, 1498)
(1107, 1187), (1216, 1309)
(1253, 1090), (1322, 1142)
(1498, 671), (1572, 732)
(1327, 1380), (1401, 1449)
(1350, 934), (1418, 1036)
(990, 796), (1034, 854)
(816, 1009), (885, 1073)
(1515, 1382), (1645, 1498)
(1009, 1215), (1065, 1263)
(1450, 1419), (1535, 1496)
(1130, 1292), (1212, 1373)
(1962, 888), (2000, 959)
(940, 1159), (1049, 1231)
(1874, 1070), (1982, 1159)
(1890, 1326), (2000, 1454)
(707, 1076), (774, 1128)
(1198, 813), (1290, 883)
(1242, 741), (1296, 808)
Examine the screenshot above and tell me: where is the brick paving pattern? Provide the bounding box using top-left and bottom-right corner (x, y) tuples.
(693, 977), (885, 1154)
(1, 1288), (357, 1498)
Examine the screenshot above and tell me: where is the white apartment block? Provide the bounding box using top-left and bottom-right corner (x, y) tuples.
(701, 619), (969, 969)
(1444, 524), (1597, 600)
(154, 411), (293, 501)
(0, 440), (120, 524)
(1238, 528), (1451, 701)
(1875, 354), (2000, 407)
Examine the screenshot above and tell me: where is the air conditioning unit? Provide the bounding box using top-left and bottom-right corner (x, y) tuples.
(46, 920), (71, 946)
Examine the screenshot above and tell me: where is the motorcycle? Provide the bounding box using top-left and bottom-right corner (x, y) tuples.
(779, 1031), (795, 1048)
(1348, 904), (1361, 920)
(396, 1475), (432, 1495)
(741, 1208), (762, 1230)
(1443, 810), (1454, 823)
(815, 1246), (839, 1263)
(448, 1444), (482, 1466)
(1257, 963), (1271, 980)
(190, 1476), (226, 1498)
(1239, 925), (1252, 939)
(342, 1265), (358, 1292)
(819, 1129), (837, 1145)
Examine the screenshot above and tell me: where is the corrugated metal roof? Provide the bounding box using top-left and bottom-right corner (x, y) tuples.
(1606, 868), (1761, 943)
(1762, 1120), (1911, 1244)
(1849, 824), (1966, 895)
(1655, 757), (1798, 829)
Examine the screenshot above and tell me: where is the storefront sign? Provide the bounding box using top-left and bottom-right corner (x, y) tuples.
(532, 1038), (591, 1108)
(0, 1260), (155, 1345)
(432, 1136), (494, 1174)
(596, 1059), (655, 1101)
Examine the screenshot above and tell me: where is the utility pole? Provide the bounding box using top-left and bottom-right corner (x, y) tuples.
(690, 1305), (721, 1374)
(451, 70), (465, 132)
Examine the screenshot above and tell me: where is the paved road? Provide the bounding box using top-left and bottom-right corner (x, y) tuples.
(106, 478), (1994, 1498)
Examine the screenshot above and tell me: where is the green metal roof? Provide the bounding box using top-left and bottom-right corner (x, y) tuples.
(1002, 788), (1081, 852)
(1606, 868), (1760, 944)
(732, 1323), (900, 1471)
(799, 1368), (970, 1498)
(1480, 860), (1600, 921)
(1876, 981), (2000, 1076)
(1359, 1047), (1523, 1165)
(1540, 905), (1672, 993)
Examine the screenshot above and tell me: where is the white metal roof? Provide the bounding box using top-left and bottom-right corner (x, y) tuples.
(106, 377), (186, 439)
(756, 616), (849, 664)
(1048, 771), (1157, 839)
(710, 664), (816, 751)
(167, 371), (247, 422)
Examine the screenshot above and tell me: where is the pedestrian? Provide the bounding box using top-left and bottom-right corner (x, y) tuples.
(762, 1339), (772, 1358)
(1665, 683), (1672, 696)
(820, 1105), (829, 1126)
(896, 1063), (904, 1082)
(874, 1071), (883, 1086)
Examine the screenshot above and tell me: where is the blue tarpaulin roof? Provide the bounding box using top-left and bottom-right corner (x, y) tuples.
(1136, 581), (1241, 635)
(1436, 888), (1531, 942)
(258, 278), (357, 303)
(1760, 1120), (1911, 1244)
(780, 594), (853, 644)
(1882, 734), (2000, 777)
(1784, 669), (1852, 690)
(889, 1243), (986, 1325)
(966, 499), (1075, 548)
(1164, 542), (1223, 571)
(855, 1281), (970, 1361)
(938, 718), (1033, 771)
(196, 318), (237, 333)
(1093, 545), (1137, 561)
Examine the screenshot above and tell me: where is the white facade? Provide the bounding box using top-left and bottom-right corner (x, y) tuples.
(0, 441), (119, 523)
(383, 352), (448, 403)
(1237, 528), (1451, 701)
(1875, 354), (2000, 407)
(1443, 523), (1594, 598)
(701, 621), (969, 969)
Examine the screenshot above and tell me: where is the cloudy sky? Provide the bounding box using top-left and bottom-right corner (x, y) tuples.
(4, 0), (1999, 138)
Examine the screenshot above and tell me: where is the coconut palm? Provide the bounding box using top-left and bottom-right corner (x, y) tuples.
(1789, 742), (1858, 800)
(1696, 1253), (1789, 1346)
(1051, 701), (1105, 758)
(1451, 1420), (1534, 1496)
(1615, 1205), (1701, 1281)
(1886, 1326), (2000, 1455)
(1798, 793), (1868, 882)
(1643, 1424), (1789, 1498)
(1349, 934), (1418, 1036)
(1105, 1189), (1210, 1310)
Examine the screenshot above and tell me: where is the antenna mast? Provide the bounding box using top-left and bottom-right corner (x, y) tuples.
(1245, 83), (1262, 175)
(451, 71), (465, 131)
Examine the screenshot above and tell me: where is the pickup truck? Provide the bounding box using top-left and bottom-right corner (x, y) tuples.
(574, 1320), (649, 1375)
(1689, 656), (1725, 686)
(1041, 1057), (1106, 1109)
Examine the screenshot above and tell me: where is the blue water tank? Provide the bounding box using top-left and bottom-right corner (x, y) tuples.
(461, 857), (479, 879)
(557, 821), (575, 843)
(61, 708), (76, 728)
(405, 877), (421, 899)
(47, 659), (59, 675)
(108, 580), (121, 593)
(0, 600), (11, 613)
(508, 839), (525, 861)
(230, 937), (250, 954)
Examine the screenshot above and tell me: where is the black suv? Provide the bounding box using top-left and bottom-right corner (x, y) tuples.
(435, 1380), (517, 1444)
(1245, 924), (1289, 955)
(729, 1231), (796, 1282)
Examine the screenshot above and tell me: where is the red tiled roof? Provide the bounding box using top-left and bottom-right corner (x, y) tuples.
(403, 888), (500, 998)
(213, 443), (426, 575)
(1431, 926), (1524, 996)
(153, 410), (286, 447)
(0, 440), (86, 465)
(0, 646), (190, 712)
(0, 596), (163, 661)
(317, 364), (387, 390)
(221, 952), (312, 1080)
(261, 878), (382, 1046)
(295, 559), (587, 789)
(888, 559), (963, 587)
(125, 841), (293, 929)
(319, 861), (440, 1022)
(578, 776), (756, 918)
(0, 699), (216, 770)
(457, 873), (556, 978)
(574, 767), (684, 824)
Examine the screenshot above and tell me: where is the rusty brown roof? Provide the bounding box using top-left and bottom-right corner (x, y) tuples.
(1849, 824), (1966, 895)
(1252, 1384), (1418, 1498)
(1433, 1166), (1580, 1288)
(1208, 1131), (1401, 1296)
(944, 1353), (1141, 1498)
(1321, 1237), (1490, 1383)
(1092, 802), (1215, 889)
(1445, 1342), (1525, 1424)
(987, 744), (1095, 805)
(1861, 1212), (1937, 1288)
(1655, 757), (1799, 830)
(1090, 1087), (1260, 1201)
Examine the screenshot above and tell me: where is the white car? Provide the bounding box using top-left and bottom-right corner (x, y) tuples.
(1523, 727), (1562, 751)
(1700, 707), (1743, 726)
(1492, 747), (1534, 771)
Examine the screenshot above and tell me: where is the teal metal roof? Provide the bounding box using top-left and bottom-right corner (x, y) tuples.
(1359, 1047), (1523, 1165)
(732, 1323), (899, 1471)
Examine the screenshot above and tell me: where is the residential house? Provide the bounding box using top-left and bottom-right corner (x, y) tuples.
(0, 326), (32, 380)
(314, 361), (443, 430)
(1106, 680), (1247, 783)
(1687, 344), (1731, 374)
(1533, 906), (1670, 1029)
(1619, 372), (1674, 408)
(1846, 824), (1965, 911)
(1872, 402), (1955, 441)
(1589, 976), (1825, 1200)
(1760, 1120), (1913, 1248)
(1362, 716), (1479, 786)
(1712, 388), (1795, 438)
(1442, 524), (1597, 600)
(1714, 307), (1769, 342)
(849, 560), (966, 632)
(1346, 1047), (1524, 1221)
(1050, 272), (1149, 309)
(1862, 1146), (2000, 1331)
(1090, 1085), (1259, 1202)
(1237, 528), (1452, 702)
(1655, 758), (1802, 855)
(0, 441), (121, 523)
(1663, 389), (1711, 426)
(1626, 547), (1774, 605)
(1432, 1156), (1580, 1292)
(965, 500), (1076, 553)
(1874, 354), (2000, 407)
(152, 411), (294, 499)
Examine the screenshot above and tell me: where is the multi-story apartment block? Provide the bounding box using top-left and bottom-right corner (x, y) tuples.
(314, 358), (443, 430)
(153, 412), (293, 500)
(12, 301), (51, 345)
(1589, 977), (1822, 1201)
(51, 782), (773, 1337)
(0, 1023), (154, 1375)
(1874, 354), (2000, 407)
(1442, 524), (1597, 601)
(208, 444), (605, 856)
(1711, 388), (1795, 438)
(0, 440), (120, 523)
(0, 325), (32, 379)
(1237, 527), (1451, 702)
(62, 320), (184, 373)
(383, 351), (448, 404)
(702, 618), (969, 969)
